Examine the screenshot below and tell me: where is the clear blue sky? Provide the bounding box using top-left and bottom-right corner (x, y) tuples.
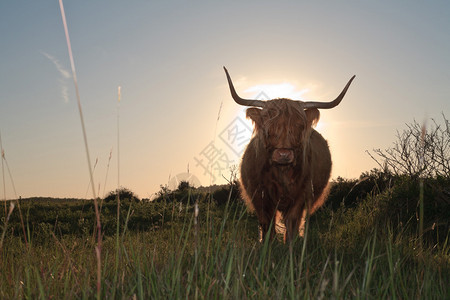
(1, 1), (449, 199)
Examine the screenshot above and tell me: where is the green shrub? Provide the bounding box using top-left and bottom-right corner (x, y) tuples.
(103, 187), (140, 203)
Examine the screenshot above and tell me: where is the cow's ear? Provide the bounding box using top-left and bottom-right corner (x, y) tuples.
(246, 108), (263, 128)
(305, 108), (320, 127)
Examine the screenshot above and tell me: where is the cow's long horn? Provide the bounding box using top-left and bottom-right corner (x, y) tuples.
(224, 67), (266, 108)
(303, 75), (356, 109)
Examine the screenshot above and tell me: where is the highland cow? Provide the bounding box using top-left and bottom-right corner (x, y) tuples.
(224, 67), (355, 242)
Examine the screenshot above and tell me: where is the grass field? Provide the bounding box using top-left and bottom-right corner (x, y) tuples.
(1, 175), (449, 299)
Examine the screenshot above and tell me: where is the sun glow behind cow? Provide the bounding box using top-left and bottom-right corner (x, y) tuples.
(232, 81), (327, 151)
(245, 83), (309, 101)
(244, 81), (328, 133)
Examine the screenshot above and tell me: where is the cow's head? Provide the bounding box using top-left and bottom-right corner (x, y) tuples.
(224, 67), (355, 166)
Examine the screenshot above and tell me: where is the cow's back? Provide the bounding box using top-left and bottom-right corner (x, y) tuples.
(308, 129), (332, 213)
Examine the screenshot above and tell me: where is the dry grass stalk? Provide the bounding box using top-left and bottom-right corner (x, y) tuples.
(59, 1), (102, 298)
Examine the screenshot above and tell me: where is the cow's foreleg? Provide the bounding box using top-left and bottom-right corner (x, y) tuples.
(283, 201), (304, 243)
(284, 183), (312, 243)
(253, 190), (277, 242)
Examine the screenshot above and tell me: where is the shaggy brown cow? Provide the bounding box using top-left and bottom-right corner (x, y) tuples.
(224, 67), (355, 242)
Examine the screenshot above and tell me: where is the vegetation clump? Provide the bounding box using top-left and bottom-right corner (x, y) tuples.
(103, 187), (140, 203)
(369, 113), (449, 178)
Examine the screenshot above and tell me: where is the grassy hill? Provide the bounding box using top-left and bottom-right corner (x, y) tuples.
(0, 171), (449, 299)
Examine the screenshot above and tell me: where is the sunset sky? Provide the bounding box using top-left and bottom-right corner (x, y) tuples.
(1, 1), (449, 199)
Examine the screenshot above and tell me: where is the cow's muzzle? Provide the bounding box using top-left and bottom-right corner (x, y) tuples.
(271, 148), (294, 165)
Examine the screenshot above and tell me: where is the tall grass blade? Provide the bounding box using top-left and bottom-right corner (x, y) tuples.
(84, 157), (98, 198)
(418, 121), (426, 251)
(112, 86), (121, 299)
(2, 152), (17, 199)
(288, 244), (295, 300)
(102, 148), (113, 198)
(58, 0), (97, 200)
(0, 131), (6, 215)
(117, 86), (121, 188)
(0, 202), (14, 257)
(0, 135), (28, 247)
(35, 267), (46, 299)
(58, 1), (102, 299)
(361, 230), (377, 296)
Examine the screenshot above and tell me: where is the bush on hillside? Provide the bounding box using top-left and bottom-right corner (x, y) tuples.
(325, 168), (395, 210)
(103, 187), (140, 203)
(369, 114), (449, 178)
(211, 180), (240, 206)
(317, 175), (450, 251)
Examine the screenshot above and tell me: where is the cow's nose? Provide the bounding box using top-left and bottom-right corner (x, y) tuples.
(278, 149), (290, 158)
(272, 148), (294, 164)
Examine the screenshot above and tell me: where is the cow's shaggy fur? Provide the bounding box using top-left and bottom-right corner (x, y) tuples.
(239, 99), (332, 242)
